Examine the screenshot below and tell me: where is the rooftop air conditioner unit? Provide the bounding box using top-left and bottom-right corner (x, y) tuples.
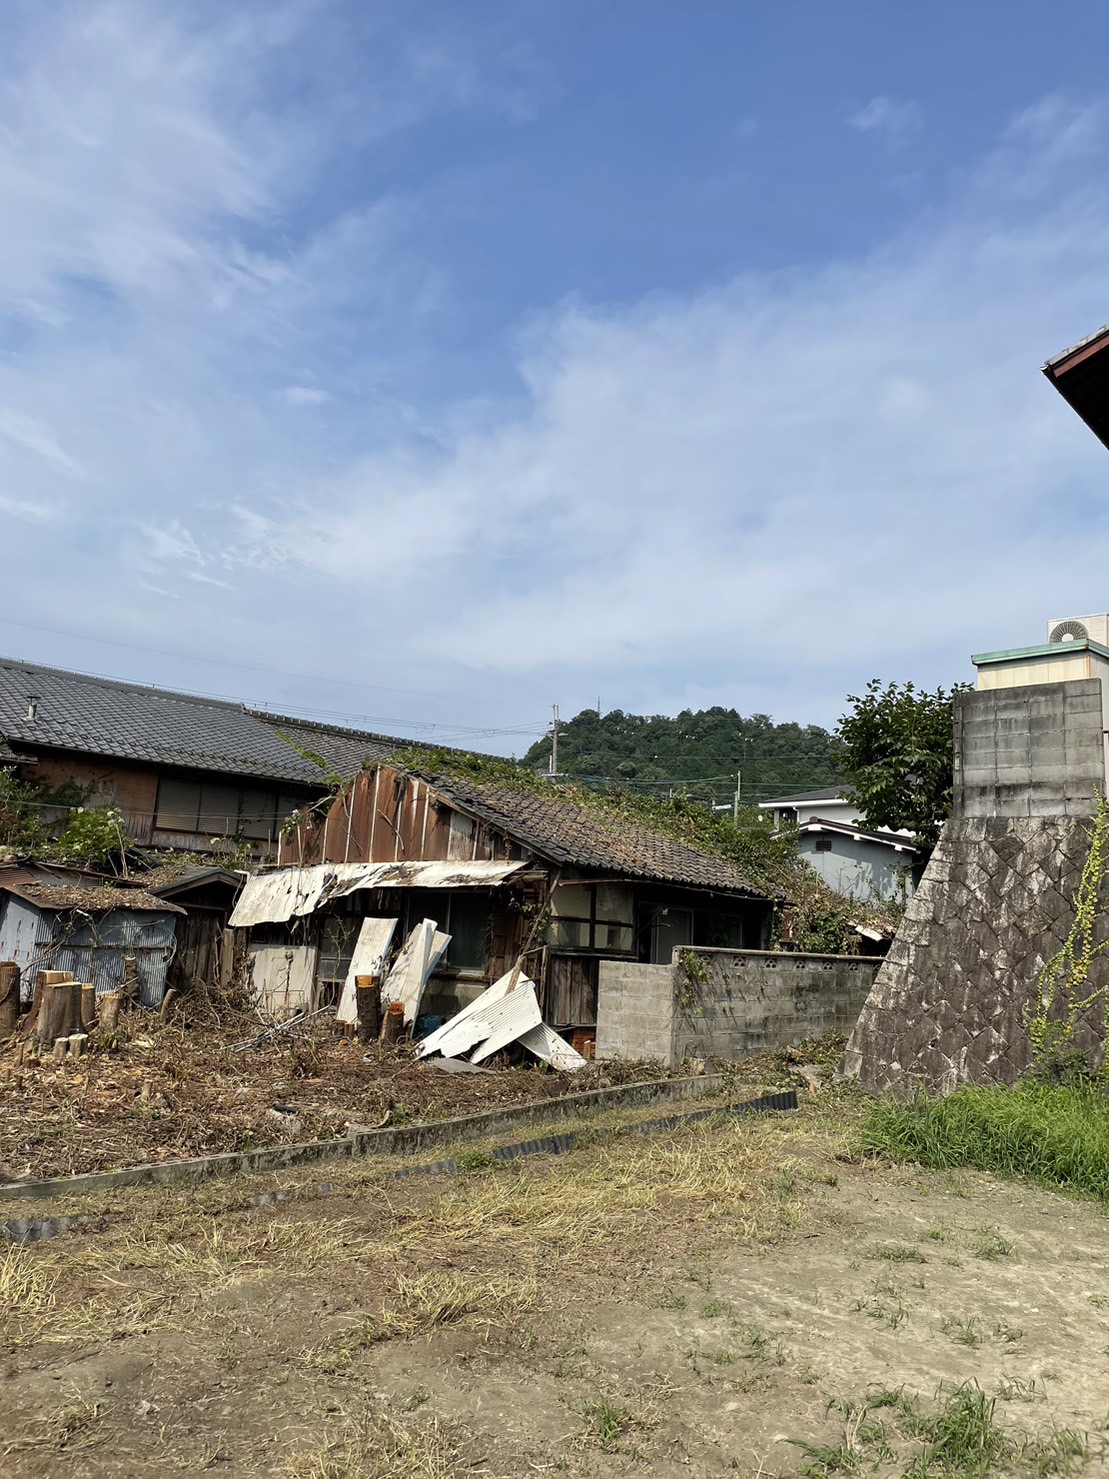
(1047, 614), (1109, 647)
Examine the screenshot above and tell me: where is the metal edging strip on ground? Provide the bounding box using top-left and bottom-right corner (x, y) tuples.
(2, 1089), (799, 1245)
(0, 1071), (737, 1206)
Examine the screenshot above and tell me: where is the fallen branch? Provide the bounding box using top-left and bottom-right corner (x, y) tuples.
(232, 1004), (336, 1052)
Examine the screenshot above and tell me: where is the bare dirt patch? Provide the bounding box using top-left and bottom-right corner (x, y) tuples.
(4, 1092), (1107, 1477)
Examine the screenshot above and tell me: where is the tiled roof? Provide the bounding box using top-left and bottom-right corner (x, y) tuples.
(248, 711), (415, 778)
(420, 771), (771, 898)
(0, 658), (424, 787)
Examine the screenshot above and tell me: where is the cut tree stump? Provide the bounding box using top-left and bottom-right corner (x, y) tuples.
(25, 969), (72, 1035)
(38, 979), (82, 1046)
(380, 1000), (405, 1046)
(0, 962), (20, 1037)
(80, 984), (97, 1030)
(52, 1036), (68, 1064)
(99, 992), (123, 1033)
(355, 974), (382, 1043)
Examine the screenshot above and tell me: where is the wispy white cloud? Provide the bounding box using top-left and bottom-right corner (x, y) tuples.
(850, 95), (923, 140)
(282, 385), (331, 406)
(1, 3), (1108, 739)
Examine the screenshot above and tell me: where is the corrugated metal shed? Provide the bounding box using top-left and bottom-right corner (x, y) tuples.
(0, 891), (180, 1006)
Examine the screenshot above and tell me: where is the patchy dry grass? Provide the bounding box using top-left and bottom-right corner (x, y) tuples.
(284, 1410), (463, 1478)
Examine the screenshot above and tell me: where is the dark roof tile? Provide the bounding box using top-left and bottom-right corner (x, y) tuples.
(420, 770), (770, 898)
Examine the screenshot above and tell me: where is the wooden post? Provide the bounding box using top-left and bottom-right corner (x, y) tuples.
(355, 974), (382, 1043)
(380, 1000), (404, 1046)
(38, 980), (82, 1046)
(0, 962), (20, 1037)
(80, 984), (97, 1030)
(98, 991), (123, 1034)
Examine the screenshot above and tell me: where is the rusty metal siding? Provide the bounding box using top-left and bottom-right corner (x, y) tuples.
(0, 895), (177, 1006)
(278, 768), (511, 869)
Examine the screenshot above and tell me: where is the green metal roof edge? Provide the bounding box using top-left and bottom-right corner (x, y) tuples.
(972, 639), (1109, 665)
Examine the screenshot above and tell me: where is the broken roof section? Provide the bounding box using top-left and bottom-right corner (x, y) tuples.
(1043, 323), (1109, 451)
(230, 859), (530, 927)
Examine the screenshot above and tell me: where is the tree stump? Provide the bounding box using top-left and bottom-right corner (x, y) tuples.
(380, 1000), (405, 1046)
(25, 969), (72, 1035)
(120, 957), (139, 1000)
(38, 980), (82, 1046)
(80, 984), (97, 1030)
(0, 962), (20, 1037)
(355, 975), (382, 1043)
(98, 991), (123, 1034)
(52, 1036), (68, 1064)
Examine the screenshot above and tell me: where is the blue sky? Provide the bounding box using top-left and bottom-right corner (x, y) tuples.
(3, 2), (1109, 755)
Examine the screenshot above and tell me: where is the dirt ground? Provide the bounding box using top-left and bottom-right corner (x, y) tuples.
(0, 1002), (668, 1179)
(3, 1088), (1109, 1477)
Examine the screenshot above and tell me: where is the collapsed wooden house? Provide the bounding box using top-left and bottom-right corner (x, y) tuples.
(229, 763), (775, 1037)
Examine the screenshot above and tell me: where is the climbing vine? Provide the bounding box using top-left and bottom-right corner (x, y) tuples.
(1024, 794), (1109, 1073)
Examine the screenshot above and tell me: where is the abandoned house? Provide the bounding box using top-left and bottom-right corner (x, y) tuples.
(0, 656), (435, 856)
(0, 863), (185, 1005)
(229, 763), (777, 1033)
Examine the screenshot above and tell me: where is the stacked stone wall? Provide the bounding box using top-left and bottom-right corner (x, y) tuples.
(841, 816), (1109, 1093)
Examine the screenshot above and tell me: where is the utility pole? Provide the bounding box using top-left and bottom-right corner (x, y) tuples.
(549, 703), (560, 778)
(733, 771), (741, 823)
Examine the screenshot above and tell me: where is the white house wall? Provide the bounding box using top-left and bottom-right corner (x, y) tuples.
(797, 835), (913, 904)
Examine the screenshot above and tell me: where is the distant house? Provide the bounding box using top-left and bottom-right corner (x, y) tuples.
(759, 787), (917, 905)
(232, 762), (777, 1028)
(0, 657), (426, 856)
(759, 786), (860, 830)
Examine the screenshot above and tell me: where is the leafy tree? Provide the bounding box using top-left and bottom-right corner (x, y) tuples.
(836, 679), (969, 852)
(522, 706), (841, 807)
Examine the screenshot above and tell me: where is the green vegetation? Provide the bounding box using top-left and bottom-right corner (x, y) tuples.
(521, 705), (841, 805)
(837, 678), (970, 851)
(0, 767), (136, 871)
(1024, 795), (1109, 1071)
(793, 1382), (1095, 1479)
(861, 1082), (1109, 1200)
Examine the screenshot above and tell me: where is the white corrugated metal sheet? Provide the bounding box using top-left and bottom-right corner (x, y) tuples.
(384, 920), (450, 1024)
(229, 859), (528, 927)
(336, 916), (398, 1024)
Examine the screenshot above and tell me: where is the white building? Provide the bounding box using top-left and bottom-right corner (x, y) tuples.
(759, 788), (918, 904)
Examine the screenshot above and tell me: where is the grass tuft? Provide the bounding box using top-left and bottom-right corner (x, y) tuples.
(861, 1083), (1109, 1200)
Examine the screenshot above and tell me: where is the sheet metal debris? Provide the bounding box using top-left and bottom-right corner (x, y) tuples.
(418, 969), (586, 1072)
(336, 916), (398, 1024)
(229, 860), (528, 928)
(384, 919), (450, 1024)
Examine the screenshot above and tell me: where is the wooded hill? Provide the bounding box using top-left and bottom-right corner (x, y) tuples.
(522, 707), (842, 807)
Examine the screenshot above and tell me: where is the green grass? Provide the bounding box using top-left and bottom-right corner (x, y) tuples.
(861, 1082), (1109, 1199)
(791, 1383), (1096, 1479)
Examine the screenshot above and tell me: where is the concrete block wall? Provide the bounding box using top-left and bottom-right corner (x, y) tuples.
(596, 960), (674, 1062)
(954, 680), (1104, 819)
(673, 949), (881, 1063)
(596, 950), (880, 1066)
